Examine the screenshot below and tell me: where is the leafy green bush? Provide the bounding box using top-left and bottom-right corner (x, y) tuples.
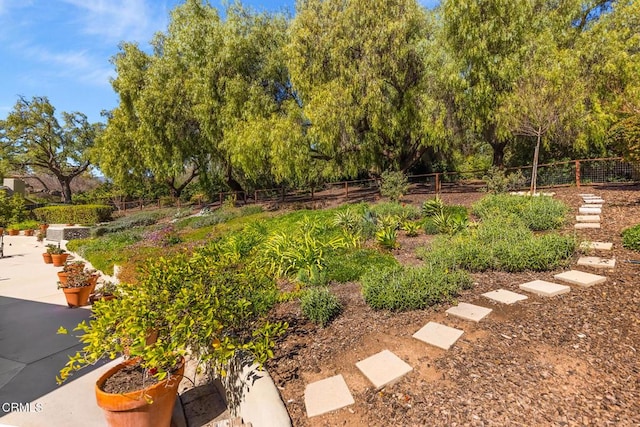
(0, 191), (28, 227)
(622, 224), (640, 251)
(34, 205), (113, 225)
(376, 225), (399, 249)
(361, 264), (472, 311)
(472, 194), (568, 231)
(482, 167), (526, 194)
(380, 170), (409, 202)
(418, 217), (575, 272)
(300, 287), (342, 326)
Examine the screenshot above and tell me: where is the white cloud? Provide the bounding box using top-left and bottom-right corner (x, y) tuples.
(61, 0), (169, 44)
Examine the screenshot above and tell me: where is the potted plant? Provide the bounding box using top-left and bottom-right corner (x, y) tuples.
(49, 246), (69, 267)
(57, 261), (86, 285)
(57, 264), (99, 308)
(90, 281), (118, 304)
(57, 249), (287, 427)
(6, 224), (19, 236)
(42, 244), (58, 264)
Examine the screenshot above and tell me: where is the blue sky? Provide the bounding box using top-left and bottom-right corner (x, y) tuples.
(0, 0), (439, 124)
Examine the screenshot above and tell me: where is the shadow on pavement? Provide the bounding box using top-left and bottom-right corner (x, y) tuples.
(0, 295), (110, 417)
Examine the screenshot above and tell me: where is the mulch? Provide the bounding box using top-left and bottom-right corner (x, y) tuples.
(265, 184), (640, 426)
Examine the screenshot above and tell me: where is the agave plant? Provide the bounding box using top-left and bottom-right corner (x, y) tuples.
(376, 225), (399, 250)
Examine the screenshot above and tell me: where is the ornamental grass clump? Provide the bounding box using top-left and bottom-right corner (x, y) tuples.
(418, 216), (575, 272)
(472, 194), (568, 231)
(361, 264), (472, 311)
(300, 287), (342, 326)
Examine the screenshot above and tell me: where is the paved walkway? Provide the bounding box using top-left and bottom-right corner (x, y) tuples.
(0, 235), (120, 427)
(304, 193), (616, 418)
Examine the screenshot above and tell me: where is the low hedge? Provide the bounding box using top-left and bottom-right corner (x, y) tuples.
(33, 205), (113, 225)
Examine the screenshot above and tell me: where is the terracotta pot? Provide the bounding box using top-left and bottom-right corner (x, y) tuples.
(7, 229), (19, 236)
(51, 253), (69, 267)
(39, 224), (49, 232)
(43, 253), (53, 264)
(57, 271), (68, 285)
(62, 285), (93, 308)
(95, 357), (184, 427)
(24, 229), (34, 236)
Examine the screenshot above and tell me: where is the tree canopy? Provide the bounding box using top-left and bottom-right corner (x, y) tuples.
(27, 0), (639, 200)
(0, 96), (102, 203)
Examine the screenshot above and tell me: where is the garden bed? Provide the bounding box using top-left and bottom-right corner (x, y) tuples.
(265, 184), (640, 426)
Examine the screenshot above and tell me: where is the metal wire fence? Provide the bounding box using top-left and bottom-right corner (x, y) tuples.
(104, 157), (640, 211)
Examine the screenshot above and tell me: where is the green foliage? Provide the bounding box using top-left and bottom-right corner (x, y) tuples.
(422, 197), (445, 217)
(401, 220), (421, 237)
(482, 167), (526, 194)
(621, 224), (640, 251)
(472, 194), (568, 231)
(296, 265), (328, 287)
(8, 219), (39, 230)
(58, 249), (285, 384)
(419, 217), (575, 272)
(608, 114), (640, 162)
(375, 226), (399, 250)
(361, 264), (472, 311)
(300, 287), (342, 327)
(0, 191), (28, 226)
(380, 171), (410, 202)
(323, 249), (398, 283)
(66, 231), (141, 275)
(259, 216), (350, 277)
(33, 205), (113, 225)
(421, 197), (469, 235)
(0, 96), (100, 203)
(369, 202), (421, 220)
(92, 210), (168, 236)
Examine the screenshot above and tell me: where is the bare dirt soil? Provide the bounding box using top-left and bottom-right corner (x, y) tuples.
(265, 185), (640, 426)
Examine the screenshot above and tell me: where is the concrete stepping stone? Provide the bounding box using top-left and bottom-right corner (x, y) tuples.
(577, 256), (616, 270)
(581, 204), (603, 209)
(576, 215), (600, 223)
(579, 194), (595, 197)
(482, 289), (528, 305)
(519, 280), (570, 297)
(446, 302), (492, 322)
(583, 199), (604, 204)
(579, 207), (601, 215)
(580, 241), (613, 251)
(304, 374), (355, 417)
(575, 223), (600, 229)
(355, 350), (413, 390)
(413, 322), (464, 350)
(554, 270), (607, 288)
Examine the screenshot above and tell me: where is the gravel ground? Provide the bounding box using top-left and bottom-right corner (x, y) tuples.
(265, 184), (640, 427)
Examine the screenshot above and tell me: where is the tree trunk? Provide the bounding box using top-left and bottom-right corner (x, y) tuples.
(59, 178), (73, 204)
(530, 132), (542, 195)
(491, 141), (507, 167)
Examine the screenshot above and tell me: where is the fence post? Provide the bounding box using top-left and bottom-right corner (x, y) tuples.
(281, 187), (285, 202)
(345, 182), (349, 198)
(575, 160), (581, 187)
(435, 173), (441, 195)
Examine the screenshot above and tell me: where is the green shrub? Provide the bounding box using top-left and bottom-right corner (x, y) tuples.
(472, 194), (568, 231)
(482, 167), (526, 194)
(300, 287), (342, 326)
(34, 205), (113, 225)
(361, 264), (472, 311)
(401, 220), (421, 237)
(622, 224), (640, 251)
(379, 170), (409, 202)
(419, 217), (576, 272)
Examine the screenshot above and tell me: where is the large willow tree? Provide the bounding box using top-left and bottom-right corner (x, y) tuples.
(287, 0), (448, 176)
(96, 0), (295, 196)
